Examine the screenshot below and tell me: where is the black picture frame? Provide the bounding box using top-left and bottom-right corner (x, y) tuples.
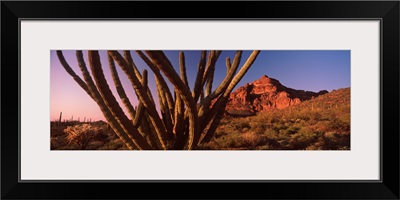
(1, 1), (399, 199)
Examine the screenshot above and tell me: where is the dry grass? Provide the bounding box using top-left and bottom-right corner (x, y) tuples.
(196, 88), (350, 150)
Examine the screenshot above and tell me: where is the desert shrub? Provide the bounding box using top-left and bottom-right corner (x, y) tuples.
(272, 123), (287, 132)
(292, 110), (311, 121)
(309, 112), (323, 123)
(214, 130), (229, 139)
(232, 119), (251, 130)
(327, 118), (350, 133)
(263, 129), (278, 138)
(239, 132), (260, 147)
(86, 141), (105, 150)
(312, 121), (330, 133)
(255, 112), (279, 124)
(322, 132), (350, 150)
(258, 129), (281, 149)
(251, 123), (268, 134)
(194, 144), (217, 150)
(57, 144), (81, 150)
(102, 138), (125, 150)
(338, 146), (350, 150)
(288, 128), (320, 150)
(50, 136), (69, 150)
(226, 137), (240, 148)
(281, 125), (300, 135)
(241, 127), (250, 133)
(50, 125), (66, 137)
(305, 144), (323, 150)
(64, 124), (108, 150)
(252, 126), (265, 135)
(303, 131), (350, 150)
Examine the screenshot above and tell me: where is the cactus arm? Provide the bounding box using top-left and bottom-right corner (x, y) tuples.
(153, 72), (177, 141)
(56, 51), (94, 99)
(144, 51), (200, 149)
(124, 51), (156, 105)
(192, 51), (207, 102)
(125, 51), (161, 131)
(137, 50), (175, 139)
(123, 50), (143, 82)
(135, 51), (175, 119)
(132, 70), (149, 128)
(125, 70), (159, 150)
(172, 52), (187, 148)
(201, 51), (216, 86)
(155, 77), (175, 140)
(108, 53), (138, 121)
(223, 50), (260, 97)
(162, 94), (175, 140)
(173, 91), (184, 142)
(197, 51), (241, 124)
(202, 50), (221, 96)
(199, 95), (225, 133)
(215, 50), (222, 58)
(108, 50), (168, 150)
(205, 51), (221, 96)
(200, 98), (228, 143)
(210, 51), (242, 99)
(200, 50), (260, 132)
(204, 51), (216, 97)
(179, 51), (189, 88)
(143, 112), (163, 149)
(88, 51), (153, 150)
(132, 69), (157, 145)
(226, 57), (232, 72)
(132, 102), (144, 126)
(200, 89), (205, 103)
(205, 76), (213, 98)
(125, 51), (156, 105)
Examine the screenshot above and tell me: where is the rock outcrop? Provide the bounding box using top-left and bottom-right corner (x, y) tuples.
(225, 75), (328, 116)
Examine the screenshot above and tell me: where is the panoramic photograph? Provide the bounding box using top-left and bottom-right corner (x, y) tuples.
(51, 50), (350, 150)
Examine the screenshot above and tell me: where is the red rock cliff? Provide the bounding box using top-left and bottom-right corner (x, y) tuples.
(225, 75), (328, 116)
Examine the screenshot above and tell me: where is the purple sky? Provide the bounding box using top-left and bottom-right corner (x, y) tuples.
(50, 50), (350, 121)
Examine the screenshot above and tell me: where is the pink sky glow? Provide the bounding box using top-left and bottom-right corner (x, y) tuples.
(50, 50), (350, 122)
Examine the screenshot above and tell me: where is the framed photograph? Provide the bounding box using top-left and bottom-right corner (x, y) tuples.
(2, 1), (399, 199)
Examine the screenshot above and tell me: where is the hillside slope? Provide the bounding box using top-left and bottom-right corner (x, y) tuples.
(197, 87), (350, 150)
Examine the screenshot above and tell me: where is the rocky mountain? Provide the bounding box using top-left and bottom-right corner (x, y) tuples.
(225, 75), (328, 116)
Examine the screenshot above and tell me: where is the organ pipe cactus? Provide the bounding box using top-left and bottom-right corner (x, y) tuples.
(56, 50), (260, 150)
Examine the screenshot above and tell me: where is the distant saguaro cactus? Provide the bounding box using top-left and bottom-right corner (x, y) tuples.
(58, 112), (62, 126)
(57, 50), (260, 150)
